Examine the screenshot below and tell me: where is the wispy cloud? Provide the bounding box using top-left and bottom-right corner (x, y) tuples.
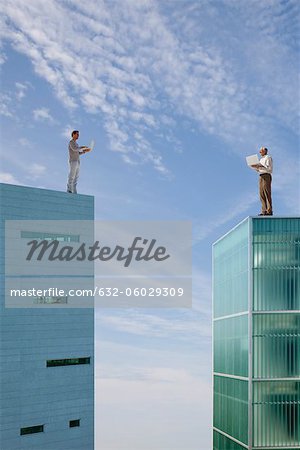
(0, 142), (47, 182)
(272, 154), (300, 213)
(0, 93), (13, 118)
(0, 172), (21, 184)
(15, 81), (29, 100)
(18, 137), (30, 147)
(97, 310), (210, 341)
(96, 266), (212, 345)
(27, 163), (46, 178)
(193, 190), (257, 243)
(0, 82), (30, 118)
(33, 107), (55, 123)
(61, 125), (74, 140)
(98, 364), (205, 386)
(0, 52), (6, 65)
(1, 0), (299, 202)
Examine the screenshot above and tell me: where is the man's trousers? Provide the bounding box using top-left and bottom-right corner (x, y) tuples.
(259, 173), (272, 214)
(67, 160), (80, 194)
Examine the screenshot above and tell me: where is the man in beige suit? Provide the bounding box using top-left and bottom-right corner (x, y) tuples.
(252, 147), (273, 216)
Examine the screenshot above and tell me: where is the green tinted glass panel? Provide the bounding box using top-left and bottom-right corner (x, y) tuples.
(252, 218), (300, 311)
(253, 313), (300, 379)
(213, 431), (247, 450)
(214, 315), (248, 377)
(213, 376), (248, 445)
(213, 219), (249, 318)
(253, 381), (300, 447)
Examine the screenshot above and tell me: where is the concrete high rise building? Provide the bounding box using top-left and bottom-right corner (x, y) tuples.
(0, 183), (94, 450)
(213, 217), (300, 450)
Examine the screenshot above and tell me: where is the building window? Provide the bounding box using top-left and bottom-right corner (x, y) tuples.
(20, 425), (44, 435)
(69, 419), (80, 428)
(21, 231), (79, 242)
(46, 357), (91, 367)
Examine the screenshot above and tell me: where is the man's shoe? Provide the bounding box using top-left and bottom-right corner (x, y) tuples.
(258, 213), (266, 216)
(265, 212), (273, 215)
(67, 190), (72, 193)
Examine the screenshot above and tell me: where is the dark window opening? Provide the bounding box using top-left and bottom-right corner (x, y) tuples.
(46, 357), (90, 367)
(20, 425), (44, 435)
(69, 419), (80, 428)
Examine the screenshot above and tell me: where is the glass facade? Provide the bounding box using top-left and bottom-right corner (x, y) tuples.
(214, 314), (248, 377)
(213, 219), (249, 318)
(213, 376), (248, 445)
(213, 431), (248, 450)
(252, 218), (300, 449)
(253, 313), (300, 379)
(213, 219), (250, 449)
(213, 217), (300, 450)
(253, 381), (300, 447)
(252, 218), (300, 311)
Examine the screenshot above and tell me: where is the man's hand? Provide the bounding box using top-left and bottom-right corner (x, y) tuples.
(251, 164), (264, 171)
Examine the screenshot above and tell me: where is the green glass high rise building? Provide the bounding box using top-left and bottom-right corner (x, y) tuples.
(213, 217), (300, 450)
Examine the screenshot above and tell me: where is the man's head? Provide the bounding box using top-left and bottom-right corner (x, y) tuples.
(71, 130), (79, 140)
(259, 147), (268, 156)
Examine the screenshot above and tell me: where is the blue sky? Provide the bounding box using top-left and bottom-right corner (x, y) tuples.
(0, 0), (299, 448)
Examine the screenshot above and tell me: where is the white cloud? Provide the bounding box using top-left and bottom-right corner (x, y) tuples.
(97, 312), (203, 338)
(33, 107), (55, 123)
(15, 81), (29, 100)
(18, 137), (30, 147)
(193, 190), (258, 243)
(61, 125), (75, 140)
(1, 0), (299, 196)
(28, 163), (46, 178)
(96, 294), (211, 342)
(272, 154), (300, 214)
(98, 364), (206, 388)
(0, 1), (177, 174)
(0, 172), (21, 184)
(0, 93), (13, 117)
(0, 52), (6, 65)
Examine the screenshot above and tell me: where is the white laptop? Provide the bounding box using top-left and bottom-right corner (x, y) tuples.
(246, 154), (260, 166)
(89, 140), (95, 151)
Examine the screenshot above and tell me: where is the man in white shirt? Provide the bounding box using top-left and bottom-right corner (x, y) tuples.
(67, 130), (89, 194)
(252, 147), (273, 216)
